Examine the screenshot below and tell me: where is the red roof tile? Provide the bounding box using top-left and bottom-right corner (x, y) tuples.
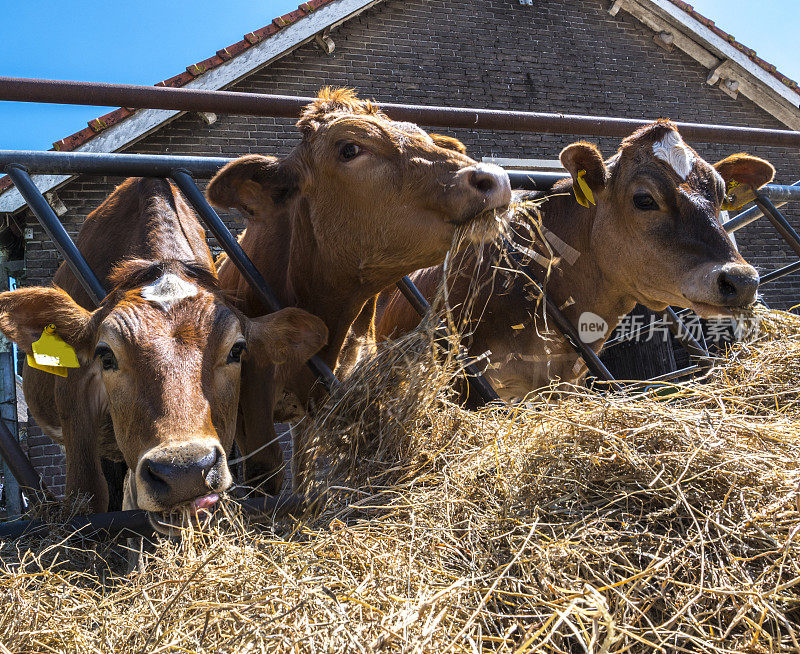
(53, 127), (97, 152)
(245, 23), (280, 45)
(156, 71), (195, 89)
(88, 107), (134, 133)
(300, 0), (329, 11)
(186, 54), (225, 78)
(217, 40), (250, 61)
(274, 8), (308, 29)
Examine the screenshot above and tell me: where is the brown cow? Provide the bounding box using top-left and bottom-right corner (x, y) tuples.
(0, 178), (326, 529)
(376, 121), (774, 399)
(207, 88), (511, 491)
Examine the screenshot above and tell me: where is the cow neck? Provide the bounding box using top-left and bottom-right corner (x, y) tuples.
(534, 189), (636, 345)
(282, 203), (381, 369)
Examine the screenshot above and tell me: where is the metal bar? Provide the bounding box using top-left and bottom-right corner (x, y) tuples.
(395, 276), (501, 404)
(760, 260), (800, 284)
(170, 169), (339, 392)
(724, 181), (799, 234)
(0, 151), (565, 189)
(506, 170), (567, 191)
(0, 493), (304, 540)
(541, 293), (623, 392)
(500, 238), (622, 390)
(396, 275), (433, 317)
(640, 365), (702, 384)
(754, 194), (800, 259)
(0, 350), (21, 517)
(761, 184), (800, 203)
(662, 307), (711, 364)
(1, 77), (800, 147)
(0, 421), (51, 501)
(5, 165), (106, 305)
(0, 151), (796, 201)
(0, 150), (230, 178)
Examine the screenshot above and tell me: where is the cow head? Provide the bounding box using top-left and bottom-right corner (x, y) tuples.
(0, 260), (326, 532)
(559, 121), (774, 317)
(206, 88), (511, 287)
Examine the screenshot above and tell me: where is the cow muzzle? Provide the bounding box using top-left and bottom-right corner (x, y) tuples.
(683, 262), (760, 317)
(135, 439), (232, 515)
(450, 163), (512, 237)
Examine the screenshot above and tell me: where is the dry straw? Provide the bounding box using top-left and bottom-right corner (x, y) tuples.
(2, 304), (800, 652)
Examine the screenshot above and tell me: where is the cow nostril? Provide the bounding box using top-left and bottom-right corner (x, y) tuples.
(197, 447), (219, 475)
(469, 171), (496, 195)
(718, 275), (738, 301)
(142, 457), (171, 488)
(717, 269), (758, 306)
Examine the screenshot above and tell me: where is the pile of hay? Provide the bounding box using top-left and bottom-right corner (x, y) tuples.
(2, 309), (800, 652)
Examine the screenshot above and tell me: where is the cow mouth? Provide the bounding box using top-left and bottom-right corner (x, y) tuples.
(146, 492), (221, 536)
(687, 300), (754, 319)
(454, 205), (511, 243)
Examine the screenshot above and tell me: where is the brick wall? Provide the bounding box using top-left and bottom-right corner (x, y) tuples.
(22, 418), (66, 493)
(15, 0), (800, 492)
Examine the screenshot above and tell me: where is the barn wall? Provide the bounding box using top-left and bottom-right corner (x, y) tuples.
(18, 0), (800, 492)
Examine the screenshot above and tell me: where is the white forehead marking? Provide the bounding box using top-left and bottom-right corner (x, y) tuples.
(391, 120), (433, 146)
(140, 273), (198, 310)
(393, 121), (428, 137)
(652, 131), (696, 180)
(711, 166), (725, 188)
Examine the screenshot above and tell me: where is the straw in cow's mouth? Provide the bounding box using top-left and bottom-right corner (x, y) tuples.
(456, 206), (511, 244)
(147, 492), (220, 535)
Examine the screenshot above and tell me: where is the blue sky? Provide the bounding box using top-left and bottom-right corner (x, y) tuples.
(0, 0), (796, 151)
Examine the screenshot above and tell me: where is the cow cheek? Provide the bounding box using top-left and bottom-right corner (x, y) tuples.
(209, 366), (241, 454)
(103, 375), (151, 470)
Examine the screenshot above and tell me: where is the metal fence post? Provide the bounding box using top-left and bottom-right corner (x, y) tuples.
(395, 276), (501, 404)
(0, 342), (20, 518)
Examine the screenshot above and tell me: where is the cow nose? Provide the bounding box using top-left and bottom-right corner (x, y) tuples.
(717, 264), (759, 307)
(138, 441), (230, 510)
(464, 163), (511, 209)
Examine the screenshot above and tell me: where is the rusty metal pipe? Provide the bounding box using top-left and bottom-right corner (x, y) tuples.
(0, 421), (52, 501)
(1, 77), (800, 147)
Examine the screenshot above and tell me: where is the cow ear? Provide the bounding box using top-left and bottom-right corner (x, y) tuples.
(560, 142), (608, 208)
(715, 154), (775, 210)
(246, 307), (328, 374)
(0, 287), (95, 360)
(206, 155), (299, 219)
(429, 134), (467, 154)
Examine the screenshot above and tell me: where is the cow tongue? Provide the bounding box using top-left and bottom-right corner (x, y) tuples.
(191, 493), (220, 513)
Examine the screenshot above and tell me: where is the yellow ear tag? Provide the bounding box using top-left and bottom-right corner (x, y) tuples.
(721, 179), (746, 210)
(27, 324), (80, 377)
(575, 170), (596, 207)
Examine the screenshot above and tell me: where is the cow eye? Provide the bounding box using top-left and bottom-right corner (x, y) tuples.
(227, 339), (247, 364)
(338, 142), (362, 161)
(94, 343), (118, 371)
(633, 193), (659, 211)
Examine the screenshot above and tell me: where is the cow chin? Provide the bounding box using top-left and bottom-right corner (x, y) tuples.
(686, 300), (749, 320)
(145, 494), (223, 537)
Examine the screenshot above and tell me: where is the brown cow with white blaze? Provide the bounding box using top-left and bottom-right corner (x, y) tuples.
(207, 88), (511, 491)
(376, 121), (774, 399)
(0, 178), (326, 530)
